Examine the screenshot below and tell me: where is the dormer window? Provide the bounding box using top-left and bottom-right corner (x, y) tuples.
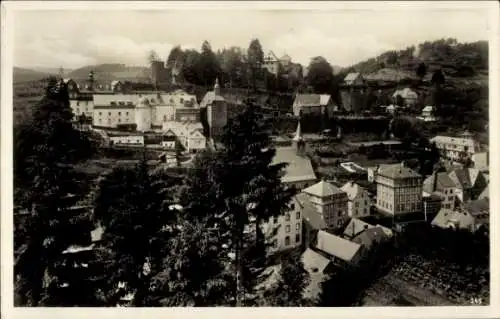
(127, 101), (133, 106)
(110, 101), (116, 106)
(119, 101), (125, 106)
(180, 98), (184, 103)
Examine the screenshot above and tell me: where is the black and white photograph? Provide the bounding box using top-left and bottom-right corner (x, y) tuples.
(1, 1), (499, 315)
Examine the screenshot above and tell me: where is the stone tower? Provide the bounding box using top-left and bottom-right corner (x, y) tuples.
(135, 96), (152, 132)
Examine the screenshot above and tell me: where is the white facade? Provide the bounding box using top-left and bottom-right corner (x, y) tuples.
(341, 182), (372, 218)
(162, 121), (206, 153)
(303, 181), (349, 229)
(135, 98), (153, 132)
(109, 135), (144, 145)
(263, 197), (303, 253)
(91, 90), (198, 130)
(70, 99), (94, 118)
(93, 106), (135, 127)
(430, 134), (478, 161)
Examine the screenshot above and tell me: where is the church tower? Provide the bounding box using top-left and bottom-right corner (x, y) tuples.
(292, 119), (305, 155)
(207, 78), (227, 139)
(214, 77), (220, 95)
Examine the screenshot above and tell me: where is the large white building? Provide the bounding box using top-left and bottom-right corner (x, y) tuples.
(302, 180), (349, 229)
(375, 163), (422, 216)
(90, 90), (199, 131)
(430, 132), (479, 162)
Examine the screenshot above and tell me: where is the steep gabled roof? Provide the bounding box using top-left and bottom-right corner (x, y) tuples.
(316, 230), (361, 262)
(303, 180), (345, 198)
(423, 172), (456, 193)
(343, 218), (374, 238)
(352, 226), (389, 249)
(302, 248), (331, 274)
(431, 208), (474, 230)
(272, 147), (317, 184)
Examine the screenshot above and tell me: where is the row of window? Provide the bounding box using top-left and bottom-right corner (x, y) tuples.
(273, 234), (301, 248)
(272, 211), (300, 224)
(284, 223), (301, 233)
(75, 101), (90, 106)
(353, 200), (369, 208)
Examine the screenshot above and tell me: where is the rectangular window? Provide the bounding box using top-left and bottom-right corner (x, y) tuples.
(76, 101), (80, 106)
(296, 211), (300, 219)
(290, 203), (295, 210)
(285, 225), (290, 233)
(296, 223), (300, 231)
(295, 234), (300, 243)
(118, 112), (121, 116)
(273, 216), (278, 224)
(163, 115), (167, 122)
(99, 112), (102, 116)
(108, 112), (111, 116)
(285, 236), (290, 246)
(285, 213), (290, 221)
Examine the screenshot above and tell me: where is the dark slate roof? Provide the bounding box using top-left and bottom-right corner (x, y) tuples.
(423, 172), (456, 193)
(342, 218), (375, 238)
(352, 226), (389, 250)
(464, 198), (489, 216)
(296, 193), (325, 230)
(378, 163), (421, 179)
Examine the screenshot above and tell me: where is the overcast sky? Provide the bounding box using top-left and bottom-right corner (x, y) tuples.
(13, 3), (491, 70)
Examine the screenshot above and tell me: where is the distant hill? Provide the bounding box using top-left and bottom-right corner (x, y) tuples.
(13, 67), (55, 83)
(344, 39), (488, 85)
(67, 64), (151, 83)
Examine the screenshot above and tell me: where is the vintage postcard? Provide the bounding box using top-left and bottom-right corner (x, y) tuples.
(1, 1), (499, 318)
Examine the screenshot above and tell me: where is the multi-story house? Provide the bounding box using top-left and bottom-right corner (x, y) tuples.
(375, 163), (422, 215)
(430, 132), (479, 162)
(263, 195), (304, 253)
(292, 94), (338, 117)
(302, 180), (349, 229)
(161, 121), (206, 153)
(423, 171), (456, 209)
(341, 182), (372, 218)
(340, 72), (366, 113)
(392, 87), (418, 107)
(448, 168), (488, 202)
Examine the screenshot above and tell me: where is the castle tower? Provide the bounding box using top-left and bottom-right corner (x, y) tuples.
(207, 78), (227, 139)
(135, 97), (152, 132)
(292, 119), (305, 155)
